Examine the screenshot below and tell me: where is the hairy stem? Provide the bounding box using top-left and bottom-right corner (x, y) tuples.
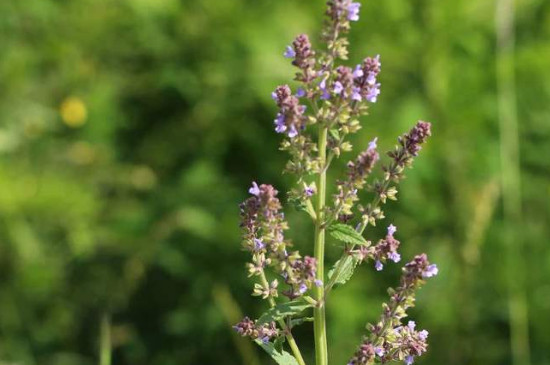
(259, 272), (307, 365)
(314, 126), (328, 365)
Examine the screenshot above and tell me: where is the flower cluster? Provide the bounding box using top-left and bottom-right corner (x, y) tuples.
(353, 55), (382, 103)
(285, 34), (317, 83)
(361, 121), (432, 228)
(326, 0), (362, 32)
(350, 224), (401, 272)
(348, 254), (438, 365)
(233, 317), (279, 344)
(333, 138), (379, 219)
(385, 121), (432, 180)
(240, 182), (319, 299)
(272, 85), (307, 139)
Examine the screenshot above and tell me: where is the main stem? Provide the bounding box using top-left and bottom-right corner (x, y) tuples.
(314, 127), (328, 365)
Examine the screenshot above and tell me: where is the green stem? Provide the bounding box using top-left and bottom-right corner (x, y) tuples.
(99, 312), (111, 365)
(259, 273), (307, 365)
(314, 127), (328, 365)
(325, 174), (394, 295)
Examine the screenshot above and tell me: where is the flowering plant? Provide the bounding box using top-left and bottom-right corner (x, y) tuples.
(234, 2), (437, 365)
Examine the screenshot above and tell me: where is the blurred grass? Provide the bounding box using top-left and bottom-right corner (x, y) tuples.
(0, 0), (549, 364)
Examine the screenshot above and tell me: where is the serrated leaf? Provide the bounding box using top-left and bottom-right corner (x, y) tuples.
(257, 299), (312, 324)
(328, 255), (360, 286)
(255, 339), (300, 365)
(328, 223), (368, 246)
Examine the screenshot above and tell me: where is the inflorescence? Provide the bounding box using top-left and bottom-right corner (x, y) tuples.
(234, 2), (437, 365)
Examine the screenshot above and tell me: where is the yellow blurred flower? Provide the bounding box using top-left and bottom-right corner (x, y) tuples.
(60, 96), (87, 128)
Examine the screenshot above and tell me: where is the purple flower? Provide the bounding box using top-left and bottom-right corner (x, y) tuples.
(319, 77), (330, 100)
(288, 125), (299, 138)
(298, 283), (308, 294)
(408, 321), (416, 330)
(249, 182), (260, 196)
(405, 355), (415, 365)
(374, 347), (385, 357)
(366, 83), (381, 103)
(347, 2), (361, 21)
(351, 87), (362, 101)
(304, 185), (316, 197)
(375, 260), (383, 271)
(333, 81), (344, 94)
(284, 45), (296, 58)
(296, 88), (306, 97)
(387, 224), (397, 236)
(366, 72), (377, 85)
(253, 238), (265, 251)
(423, 264), (439, 278)
(368, 137), (378, 151)
(418, 330), (429, 341)
(274, 114), (286, 133)
(315, 279), (323, 287)
(271, 91), (278, 100)
(353, 65), (364, 78)
(388, 251), (401, 263)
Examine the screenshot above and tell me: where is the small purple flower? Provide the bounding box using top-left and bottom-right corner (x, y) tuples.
(333, 81), (344, 95)
(368, 137), (378, 151)
(366, 83), (381, 103)
(249, 182), (260, 196)
(288, 125), (299, 138)
(274, 114), (286, 133)
(387, 224), (397, 236)
(298, 283), (308, 294)
(388, 251), (401, 263)
(408, 321), (416, 330)
(304, 185), (316, 197)
(271, 91), (278, 100)
(314, 279), (323, 287)
(405, 355), (415, 365)
(375, 260), (383, 271)
(284, 45), (296, 58)
(418, 330), (429, 340)
(319, 77), (331, 100)
(423, 264), (439, 278)
(366, 72), (377, 85)
(353, 65), (364, 79)
(347, 2), (361, 21)
(374, 347), (385, 357)
(351, 87), (362, 101)
(261, 336), (270, 344)
(254, 238), (265, 251)
(296, 88), (306, 97)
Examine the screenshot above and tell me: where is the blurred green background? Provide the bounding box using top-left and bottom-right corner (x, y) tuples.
(0, 0), (549, 364)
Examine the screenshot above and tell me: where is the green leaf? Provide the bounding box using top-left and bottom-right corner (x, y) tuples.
(328, 255), (360, 286)
(255, 339), (300, 365)
(328, 223), (368, 246)
(273, 336), (286, 352)
(290, 317), (314, 327)
(257, 299), (312, 324)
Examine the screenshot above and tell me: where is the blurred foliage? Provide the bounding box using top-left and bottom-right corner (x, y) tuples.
(0, 0), (549, 364)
